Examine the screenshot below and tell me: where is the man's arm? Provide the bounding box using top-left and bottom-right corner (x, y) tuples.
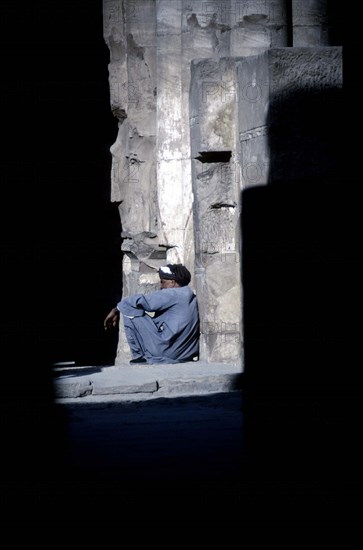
(104, 307), (120, 330)
(118, 289), (178, 317)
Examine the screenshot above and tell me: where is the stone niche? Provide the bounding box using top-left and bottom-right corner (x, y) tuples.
(103, 0), (341, 367)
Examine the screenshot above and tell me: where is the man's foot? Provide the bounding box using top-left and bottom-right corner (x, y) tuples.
(129, 357), (147, 364)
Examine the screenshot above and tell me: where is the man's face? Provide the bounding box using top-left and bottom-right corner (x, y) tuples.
(160, 278), (177, 290)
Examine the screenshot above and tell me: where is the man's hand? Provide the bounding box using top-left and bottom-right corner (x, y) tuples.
(104, 307), (120, 330)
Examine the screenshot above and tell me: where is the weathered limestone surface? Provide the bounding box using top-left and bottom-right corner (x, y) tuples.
(237, 46), (343, 187)
(103, 0), (341, 367)
(267, 46), (343, 184)
(292, 0), (329, 46)
(190, 57), (242, 365)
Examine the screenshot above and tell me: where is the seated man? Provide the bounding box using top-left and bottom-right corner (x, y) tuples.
(104, 264), (200, 364)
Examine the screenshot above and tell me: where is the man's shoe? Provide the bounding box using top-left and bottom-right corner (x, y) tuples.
(129, 357), (147, 364)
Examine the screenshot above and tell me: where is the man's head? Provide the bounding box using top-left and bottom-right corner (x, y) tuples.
(158, 264), (191, 289)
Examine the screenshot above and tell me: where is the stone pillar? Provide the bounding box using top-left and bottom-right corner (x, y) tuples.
(103, 0), (159, 363)
(156, 0), (190, 267)
(102, 0), (339, 367)
(229, 0), (290, 54)
(292, 0), (329, 46)
(188, 0), (289, 368)
(237, 51), (271, 189)
(237, 47), (343, 187)
(190, 57), (242, 366)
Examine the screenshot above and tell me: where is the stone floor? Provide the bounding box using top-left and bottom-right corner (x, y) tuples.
(3, 359), (363, 529)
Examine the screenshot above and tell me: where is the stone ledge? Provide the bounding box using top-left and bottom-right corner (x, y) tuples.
(53, 361), (243, 400)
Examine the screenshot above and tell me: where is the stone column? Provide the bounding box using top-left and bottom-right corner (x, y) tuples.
(229, 0), (290, 55)
(237, 47), (343, 187)
(292, 0), (329, 46)
(103, 0), (159, 363)
(102, 0), (338, 367)
(188, 0), (289, 367)
(190, 57), (242, 366)
(156, 0), (189, 267)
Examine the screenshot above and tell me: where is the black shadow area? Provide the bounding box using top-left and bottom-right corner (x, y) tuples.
(242, 78), (363, 508)
(3, 391), (245, 528)
(1, 1), (121, 368)
(1, 1), (121, 527)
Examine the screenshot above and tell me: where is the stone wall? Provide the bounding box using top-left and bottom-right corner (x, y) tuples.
(103, 0), (341, 367)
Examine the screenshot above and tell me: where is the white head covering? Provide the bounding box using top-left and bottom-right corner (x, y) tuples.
(158, 265), (176, 280)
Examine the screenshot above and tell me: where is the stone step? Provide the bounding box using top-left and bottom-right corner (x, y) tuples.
(53, 361), (243, 401)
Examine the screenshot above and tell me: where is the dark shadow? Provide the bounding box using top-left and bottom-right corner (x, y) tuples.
(241, 45), (363, 507)
(1, 1), (122, 528)
(52, 365), (103, 378)
(2, 1), (121, 369)
(4, 390), (245, 527)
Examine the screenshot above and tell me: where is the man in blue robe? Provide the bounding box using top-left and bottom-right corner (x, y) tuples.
(104, 264), (200, 364)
